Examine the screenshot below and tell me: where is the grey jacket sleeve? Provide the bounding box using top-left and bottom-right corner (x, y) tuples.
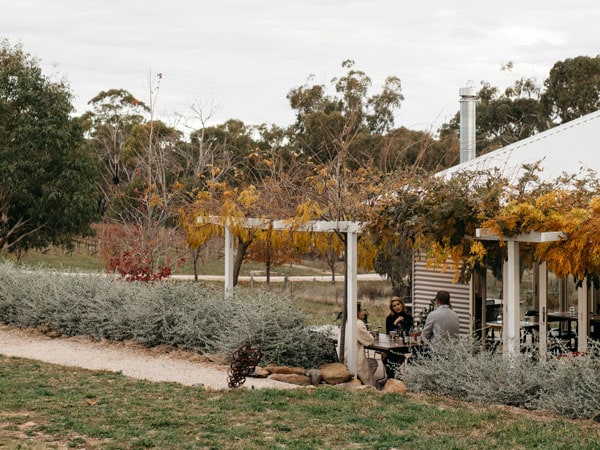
(422, 314), (434, 340)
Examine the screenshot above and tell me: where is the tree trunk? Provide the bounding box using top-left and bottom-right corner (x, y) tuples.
(266, 260), (271, 289)
(192, 247), (200, 282)
(233, 237), (251, 286)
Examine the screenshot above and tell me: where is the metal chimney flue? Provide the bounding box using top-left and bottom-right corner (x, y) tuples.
(459, 86), (476, 163)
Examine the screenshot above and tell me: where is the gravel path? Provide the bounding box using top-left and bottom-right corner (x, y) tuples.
(0, 325), (298, 390)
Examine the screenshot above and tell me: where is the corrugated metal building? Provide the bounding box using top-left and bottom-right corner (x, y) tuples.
(412, 257), (471, 336)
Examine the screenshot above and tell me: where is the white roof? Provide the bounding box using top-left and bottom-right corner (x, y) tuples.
(438, 110), (600, 183)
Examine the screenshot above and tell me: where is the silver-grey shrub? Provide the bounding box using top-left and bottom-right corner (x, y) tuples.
(403, 337), (600, 419)
(404, 338), (546, 408)
(533, 343), (600, 419)
(0, 262), (336, 368)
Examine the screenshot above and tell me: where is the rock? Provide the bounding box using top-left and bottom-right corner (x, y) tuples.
(268, 373), (311, 386)
(306, 368), (322, 386)
(319, 363), (353, 385)
(381, 378), (408, 394)
(355, 384), (379, 391)
(249, 366), (270, 378)
(268, 366), (307, 375)
(334, 378), (363, 389)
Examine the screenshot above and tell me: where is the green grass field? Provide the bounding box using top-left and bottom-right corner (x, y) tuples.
(1, 243), (344, 277)
(1, 356), (599, 449)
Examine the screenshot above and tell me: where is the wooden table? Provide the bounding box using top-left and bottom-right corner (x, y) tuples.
(365, 334), (422, 353)
(485, 320), (539, 343)
(365, 334), (424, 381)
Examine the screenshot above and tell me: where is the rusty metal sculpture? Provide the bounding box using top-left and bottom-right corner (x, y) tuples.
(227, 342), (263, 388)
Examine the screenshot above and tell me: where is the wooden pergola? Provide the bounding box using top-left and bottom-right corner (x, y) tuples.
(202, 217), (364, 374)
(474, 229), (594, 357)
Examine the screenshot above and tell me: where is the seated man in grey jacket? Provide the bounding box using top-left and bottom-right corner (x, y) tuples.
(422, 290), (460, 350)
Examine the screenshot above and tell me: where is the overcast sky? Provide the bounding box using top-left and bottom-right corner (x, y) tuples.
(3, 0), (600, 134)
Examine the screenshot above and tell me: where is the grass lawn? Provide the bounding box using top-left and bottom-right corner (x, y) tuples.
(0, 243), (336, 277)
(1, 356), (600, 449)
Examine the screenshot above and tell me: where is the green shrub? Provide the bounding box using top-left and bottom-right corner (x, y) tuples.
(0, 262), (336, 368)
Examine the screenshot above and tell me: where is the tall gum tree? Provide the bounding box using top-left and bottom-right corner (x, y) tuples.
(542, 55), (600, 124)
(78, 88), (149, 216)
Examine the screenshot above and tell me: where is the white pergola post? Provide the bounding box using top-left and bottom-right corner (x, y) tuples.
(505, 240), (521, 357)
(538, 262), (548, 355)
(345, 231), (358, 374)
(578, 279), (588, 352)
(502, 261), (509, 352)
(224, 224), (235, 299)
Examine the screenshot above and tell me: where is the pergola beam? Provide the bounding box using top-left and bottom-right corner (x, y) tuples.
(200, 216), (362, 233)
(475, 229), (566, 243)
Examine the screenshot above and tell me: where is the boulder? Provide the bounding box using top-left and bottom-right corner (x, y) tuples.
(320, 363), (354, 385)
(355, 384), (379, 391)
(334, 378), (363, 389)
(306, 368), (322, 386)
(268, 366), (307, 375)
(268, 373), (311, 386)
(381, 378), (408, 394)
(249, 366), (270, 378)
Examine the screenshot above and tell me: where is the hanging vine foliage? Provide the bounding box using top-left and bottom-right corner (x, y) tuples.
(370, 163), (600, 284)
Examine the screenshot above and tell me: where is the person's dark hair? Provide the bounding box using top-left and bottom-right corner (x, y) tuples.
(435, 290), (451, 306)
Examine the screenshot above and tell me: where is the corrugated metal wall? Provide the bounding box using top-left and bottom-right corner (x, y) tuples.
(412, 258), (472, 336)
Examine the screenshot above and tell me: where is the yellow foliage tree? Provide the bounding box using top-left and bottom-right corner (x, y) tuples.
(477, 174), (600, 283)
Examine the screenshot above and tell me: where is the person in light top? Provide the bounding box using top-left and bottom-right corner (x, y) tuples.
(422, 290), (460, 350)
(344, 303), (375, 386)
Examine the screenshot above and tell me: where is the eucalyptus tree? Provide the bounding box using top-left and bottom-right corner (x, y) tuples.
(78, 89), (149, 215)
(477, 78), (550, 152)
(287, 59), (403, 169)
(542, 55), (600, 124)
(0, 39), (100, 253)
(441, 77), (549, 156)
(188, 119), (257, 187)
(286, 60), (404, 225)
(377, 126), (458, 173)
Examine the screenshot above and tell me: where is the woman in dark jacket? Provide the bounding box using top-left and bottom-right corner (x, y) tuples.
(383, 296), (414, 379)
(385, 296), (414, 335)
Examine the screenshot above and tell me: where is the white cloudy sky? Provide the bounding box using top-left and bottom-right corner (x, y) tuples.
(3, 0), (600, 133)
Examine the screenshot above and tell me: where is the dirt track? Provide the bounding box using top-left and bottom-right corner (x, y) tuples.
(0, 325), (298, 390)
